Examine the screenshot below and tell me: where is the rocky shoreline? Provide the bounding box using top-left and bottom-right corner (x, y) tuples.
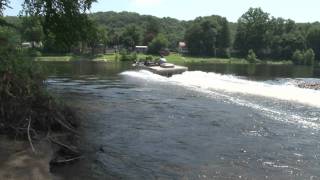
(298, 83), (320, 90)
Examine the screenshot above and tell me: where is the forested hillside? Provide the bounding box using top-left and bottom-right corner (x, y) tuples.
(3, 9), (320, 63)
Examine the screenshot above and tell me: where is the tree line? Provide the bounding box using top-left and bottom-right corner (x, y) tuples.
(1, 7), (320, 64)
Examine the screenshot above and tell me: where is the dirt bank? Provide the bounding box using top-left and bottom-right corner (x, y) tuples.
(0, 136), (61, 180)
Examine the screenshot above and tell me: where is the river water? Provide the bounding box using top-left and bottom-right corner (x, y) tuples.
(44, 61), (320, 180)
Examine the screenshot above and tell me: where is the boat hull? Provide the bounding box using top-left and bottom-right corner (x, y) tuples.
(133, 63), (188, 76)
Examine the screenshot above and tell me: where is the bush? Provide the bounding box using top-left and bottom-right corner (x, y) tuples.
(246, 49), (257, 63)
(145, 55), (153, 61)
(304, 49), (315, 66)
(119, 50), (137, 61)
(292, 50), (304, 65)
(29, 49), (42, 57)
(292, 49), (315, 66)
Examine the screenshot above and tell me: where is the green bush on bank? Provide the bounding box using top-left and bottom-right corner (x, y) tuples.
(119, 50), (137, 61)
(292, 49), (315, 66)
(246, 49), (257, 63)
(0, 44), (78, 140)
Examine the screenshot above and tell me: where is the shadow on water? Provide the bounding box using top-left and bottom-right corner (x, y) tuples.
(184, 63), (319, 80)
(42, 61), (320, 180)
(40, 61), (320, 80)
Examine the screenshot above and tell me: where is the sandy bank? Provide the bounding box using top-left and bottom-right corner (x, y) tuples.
(0, 136), (61, 180)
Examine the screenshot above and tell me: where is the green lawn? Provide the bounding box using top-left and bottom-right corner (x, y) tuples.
(35, 54), (117, 62)
(35, 52), (293, 65)
(164, 53), (292, 65)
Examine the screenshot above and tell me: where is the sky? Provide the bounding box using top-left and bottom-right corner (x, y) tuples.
(4, 0), (320, 23)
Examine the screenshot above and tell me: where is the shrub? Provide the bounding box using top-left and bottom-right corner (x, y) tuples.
(246, 49), (257, 63)
(292, 50), (304, 65)
(119, 50), (137, 61)
(304, 49), (315, 66)
(292, 49), (315, 66)
(145, 55), (153, 61)
(29, 49), (42, 57)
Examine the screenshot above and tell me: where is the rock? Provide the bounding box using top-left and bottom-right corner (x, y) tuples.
(298, 83), (320, 90)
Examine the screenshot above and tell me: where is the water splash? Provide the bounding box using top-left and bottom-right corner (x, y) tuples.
(121, 70), (320, 108)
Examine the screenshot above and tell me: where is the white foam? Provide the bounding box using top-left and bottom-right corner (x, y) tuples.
(121, 70), (320, 108)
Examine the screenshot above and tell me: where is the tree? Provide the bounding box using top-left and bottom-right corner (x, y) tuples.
(306, 28), (320, 61)
(292, 50), (304, 65)
(21, 17), (43, 48)
(234, 8), (270, 57)
(143, 17), (160, 45)
(304, 49), (315, 66)
(185, 15), (230, 56)
(147, 33), (169, 54)
(84, 21), (100, 55)
(22, 0), (97, 52)
(267, 18), (306, 60)
(0, 0), (9, 16)
(247, 49), (257, 63)
(98, 26), (108, 54)
(216, 17), (231, 57)
(121, 25), (142, 50)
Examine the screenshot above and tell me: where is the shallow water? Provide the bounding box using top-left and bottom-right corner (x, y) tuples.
(45, 62), (320, 180)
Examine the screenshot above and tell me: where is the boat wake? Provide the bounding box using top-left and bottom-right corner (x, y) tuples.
(121, 70), (320, 107)
(121, 70), (320, 129)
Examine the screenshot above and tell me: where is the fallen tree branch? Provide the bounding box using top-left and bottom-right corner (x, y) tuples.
(52, 156), (83, 164)
(49, 136), (80, 154)
(27, 117), (36, 153)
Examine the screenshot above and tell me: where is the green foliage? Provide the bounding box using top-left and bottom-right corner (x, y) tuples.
(0, 26), (20, 46)
(145, 55), (153, 61)
(119, 50), (137, 61)
(21, 16), (43, 46)
(82, 20), (100, 55)
(234, 8), (270, 57)
(292, 50), (304, 65)
(292, 49), (315, 66)
(185, 15), (231, 57)
(89, 11), (184, 50)
(304, 49), (315, 66)
(22, 0), (97, 52)
(98, 26), (108, 53)
(306, 28), (320, 61)
(246, 49), (257, 63)
(147, 33), (169, 54)
(121, 25), (142, 49)
(267, 18), (306, 60)
(143, 17), (161, 45)
(0, 0), (9, 16)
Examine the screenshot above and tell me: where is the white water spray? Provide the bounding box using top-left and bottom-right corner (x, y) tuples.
(121, 70), (320, 108)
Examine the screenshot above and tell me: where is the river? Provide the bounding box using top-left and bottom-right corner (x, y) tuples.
(44, 61), (320, 180)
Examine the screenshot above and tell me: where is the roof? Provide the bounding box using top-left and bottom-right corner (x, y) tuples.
(135, 46), (148, 48)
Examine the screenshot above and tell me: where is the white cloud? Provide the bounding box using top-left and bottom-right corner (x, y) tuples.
(131, 0), (163, 7)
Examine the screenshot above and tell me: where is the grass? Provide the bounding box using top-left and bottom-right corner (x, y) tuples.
(35, 52), (294, 65)
(163, 53), (293, 65)
(35, 53), (118, 62)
